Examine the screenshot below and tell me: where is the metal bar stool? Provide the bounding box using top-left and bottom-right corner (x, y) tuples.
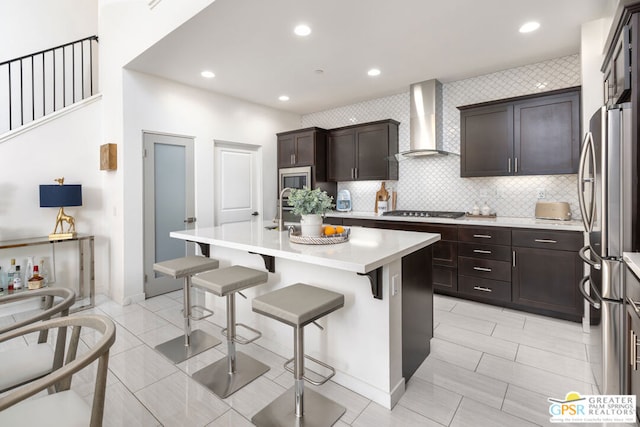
(191, 265), (270, 398)
(251, 283), (346, 427)
(153, 255), (221, 363)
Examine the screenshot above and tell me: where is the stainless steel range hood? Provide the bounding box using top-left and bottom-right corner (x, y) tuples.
(396, 79), (457, 160)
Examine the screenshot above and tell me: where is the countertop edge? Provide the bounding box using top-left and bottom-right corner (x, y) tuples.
(170, 227), (440, 274)
(325, 212), (584, 232)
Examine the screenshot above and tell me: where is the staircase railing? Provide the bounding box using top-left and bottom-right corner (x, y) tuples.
(0, 36), (99, 133)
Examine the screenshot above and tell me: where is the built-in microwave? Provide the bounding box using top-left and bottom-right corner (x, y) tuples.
(277, 166), (311, 224)
(279, 166), (312, 195)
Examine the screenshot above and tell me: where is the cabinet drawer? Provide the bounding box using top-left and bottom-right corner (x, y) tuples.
(512, 229), (582, 251)
(433, 241), (457, 268)
(458, 275), (511, 302)
(459, 256), (511, 282)
(458, 242), (511, 261)
(433, 266), (458, 292)
(458, 226), (511, 245)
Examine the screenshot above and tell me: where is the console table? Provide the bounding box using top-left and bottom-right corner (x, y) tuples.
(0, 234), (95, 312)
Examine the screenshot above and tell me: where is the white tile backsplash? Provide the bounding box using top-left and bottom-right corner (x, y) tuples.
(302, 55), (581, 218)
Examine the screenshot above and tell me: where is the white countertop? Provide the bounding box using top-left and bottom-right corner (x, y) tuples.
(624, 252), (640, 278)
(170, 220), (440, 274)
(326, 211), (585, 232)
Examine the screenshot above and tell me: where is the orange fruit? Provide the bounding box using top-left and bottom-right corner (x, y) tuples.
(336, 226), (345, 234)
(324, 226), (336, 236)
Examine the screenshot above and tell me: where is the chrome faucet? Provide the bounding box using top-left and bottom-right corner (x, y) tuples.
(278, 187), (292, 231)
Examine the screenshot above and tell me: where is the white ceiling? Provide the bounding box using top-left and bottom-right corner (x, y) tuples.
(127, 0), (614, 115)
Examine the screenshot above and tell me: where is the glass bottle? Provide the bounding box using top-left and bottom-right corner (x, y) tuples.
(13, 265), (22, 290)
(7, 259), (16, 291)
(39, 258), (49, 285)
(28, 265), (43, 289)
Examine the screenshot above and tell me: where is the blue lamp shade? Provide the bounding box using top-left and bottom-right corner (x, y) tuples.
(39, 185), (82, 208)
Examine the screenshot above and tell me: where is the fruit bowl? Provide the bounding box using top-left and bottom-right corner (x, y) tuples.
(289, 227), (350, 245)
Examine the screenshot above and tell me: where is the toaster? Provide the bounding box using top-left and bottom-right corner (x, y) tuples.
(535, 201), (572, 221)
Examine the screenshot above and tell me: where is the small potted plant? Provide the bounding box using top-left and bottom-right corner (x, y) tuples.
(287, 187), (335, 236)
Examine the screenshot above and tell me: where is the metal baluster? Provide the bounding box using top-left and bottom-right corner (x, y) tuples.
(31, 56), (34, 122)
(8, 62), (12, 130)
(81, 40), (84, 99)
(62, 46), (66, 108)
(20, 59), (23, 125)
(42, 52), (45, 117)
(72, 42), (75, 103)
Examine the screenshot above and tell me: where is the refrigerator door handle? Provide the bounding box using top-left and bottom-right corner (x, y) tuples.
(577, 131), (596, 231)
(579, 245), (602, 270)
(579, 275), (601, 309)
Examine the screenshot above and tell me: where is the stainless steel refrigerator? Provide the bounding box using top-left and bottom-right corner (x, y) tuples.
(578, 104), (633, 395)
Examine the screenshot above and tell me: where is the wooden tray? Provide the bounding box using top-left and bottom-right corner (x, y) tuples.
(465, 212), (497, 219)
(289, 229), (350, 245)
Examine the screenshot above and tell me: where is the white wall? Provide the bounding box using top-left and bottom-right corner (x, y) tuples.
(0, 0), (98, 63)
(0, 98), (109, 294)
(120, 70), (300, 302)
(99, 0), (216, 304)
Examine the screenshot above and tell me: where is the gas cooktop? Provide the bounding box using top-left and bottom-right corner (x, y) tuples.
(382, 210), (466, 219)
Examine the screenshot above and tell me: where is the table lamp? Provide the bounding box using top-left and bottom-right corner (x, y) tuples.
(39, 177), (83, 240)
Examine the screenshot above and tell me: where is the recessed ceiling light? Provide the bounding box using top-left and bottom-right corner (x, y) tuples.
(519, 21), (540, 33)
(200, 70), (215, 78)
(279, 95), (290, 101)
(294, 24), (311, 36)
(368, 68), (381, 77)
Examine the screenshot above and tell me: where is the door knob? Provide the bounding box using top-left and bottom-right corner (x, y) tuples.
(183, 217), (196, 223)
(251, 212), (259, 216)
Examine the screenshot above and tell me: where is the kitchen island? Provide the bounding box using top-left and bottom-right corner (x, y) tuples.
(170, 220), (440, 408)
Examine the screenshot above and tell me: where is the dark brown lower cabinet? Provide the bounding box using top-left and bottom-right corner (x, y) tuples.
(512, 246), (583, 321)
(325, 216), (584, 321)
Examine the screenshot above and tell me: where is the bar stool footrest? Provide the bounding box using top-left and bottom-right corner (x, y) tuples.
(221, 323), (262, 345)
(190, 305), (213, 321)
(283, 355), (335, 386)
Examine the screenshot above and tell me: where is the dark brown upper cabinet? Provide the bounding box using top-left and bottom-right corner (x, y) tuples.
(277, 127), (328, 179)
(327, 119), (399, 182)
(458, 87), (581, 177)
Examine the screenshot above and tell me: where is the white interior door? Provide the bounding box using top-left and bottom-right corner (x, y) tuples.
(143, 132), (195, 298)
(214, 141), (261, 225)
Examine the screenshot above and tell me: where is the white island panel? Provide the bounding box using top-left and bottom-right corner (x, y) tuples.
(169, 220), (438, 408)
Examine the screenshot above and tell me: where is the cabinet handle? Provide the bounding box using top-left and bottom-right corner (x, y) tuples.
(534, 239), (557, 244)
(355, 168), (358, 179)
(515, 157), (518, 173)
(351, 168), (354, 179)
(293, 153), (296, 164)
(290, 154), (294, 165)
(473, 249), (492, 254)
(473, 266), (492, 272)
(508, 158), (511, 173)
(473, 286), (492, 293)
(512, 250), (516, 268)
(473, 234), (492, 239)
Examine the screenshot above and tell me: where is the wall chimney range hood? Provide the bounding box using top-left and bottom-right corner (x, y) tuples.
(396, 79), (457, 160)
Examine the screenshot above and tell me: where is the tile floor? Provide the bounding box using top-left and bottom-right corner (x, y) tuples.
(1, 291), (636, 426)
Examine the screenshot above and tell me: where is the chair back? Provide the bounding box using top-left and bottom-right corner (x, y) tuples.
(0, 314), (116, 426)
(0, 287), (76, 335)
